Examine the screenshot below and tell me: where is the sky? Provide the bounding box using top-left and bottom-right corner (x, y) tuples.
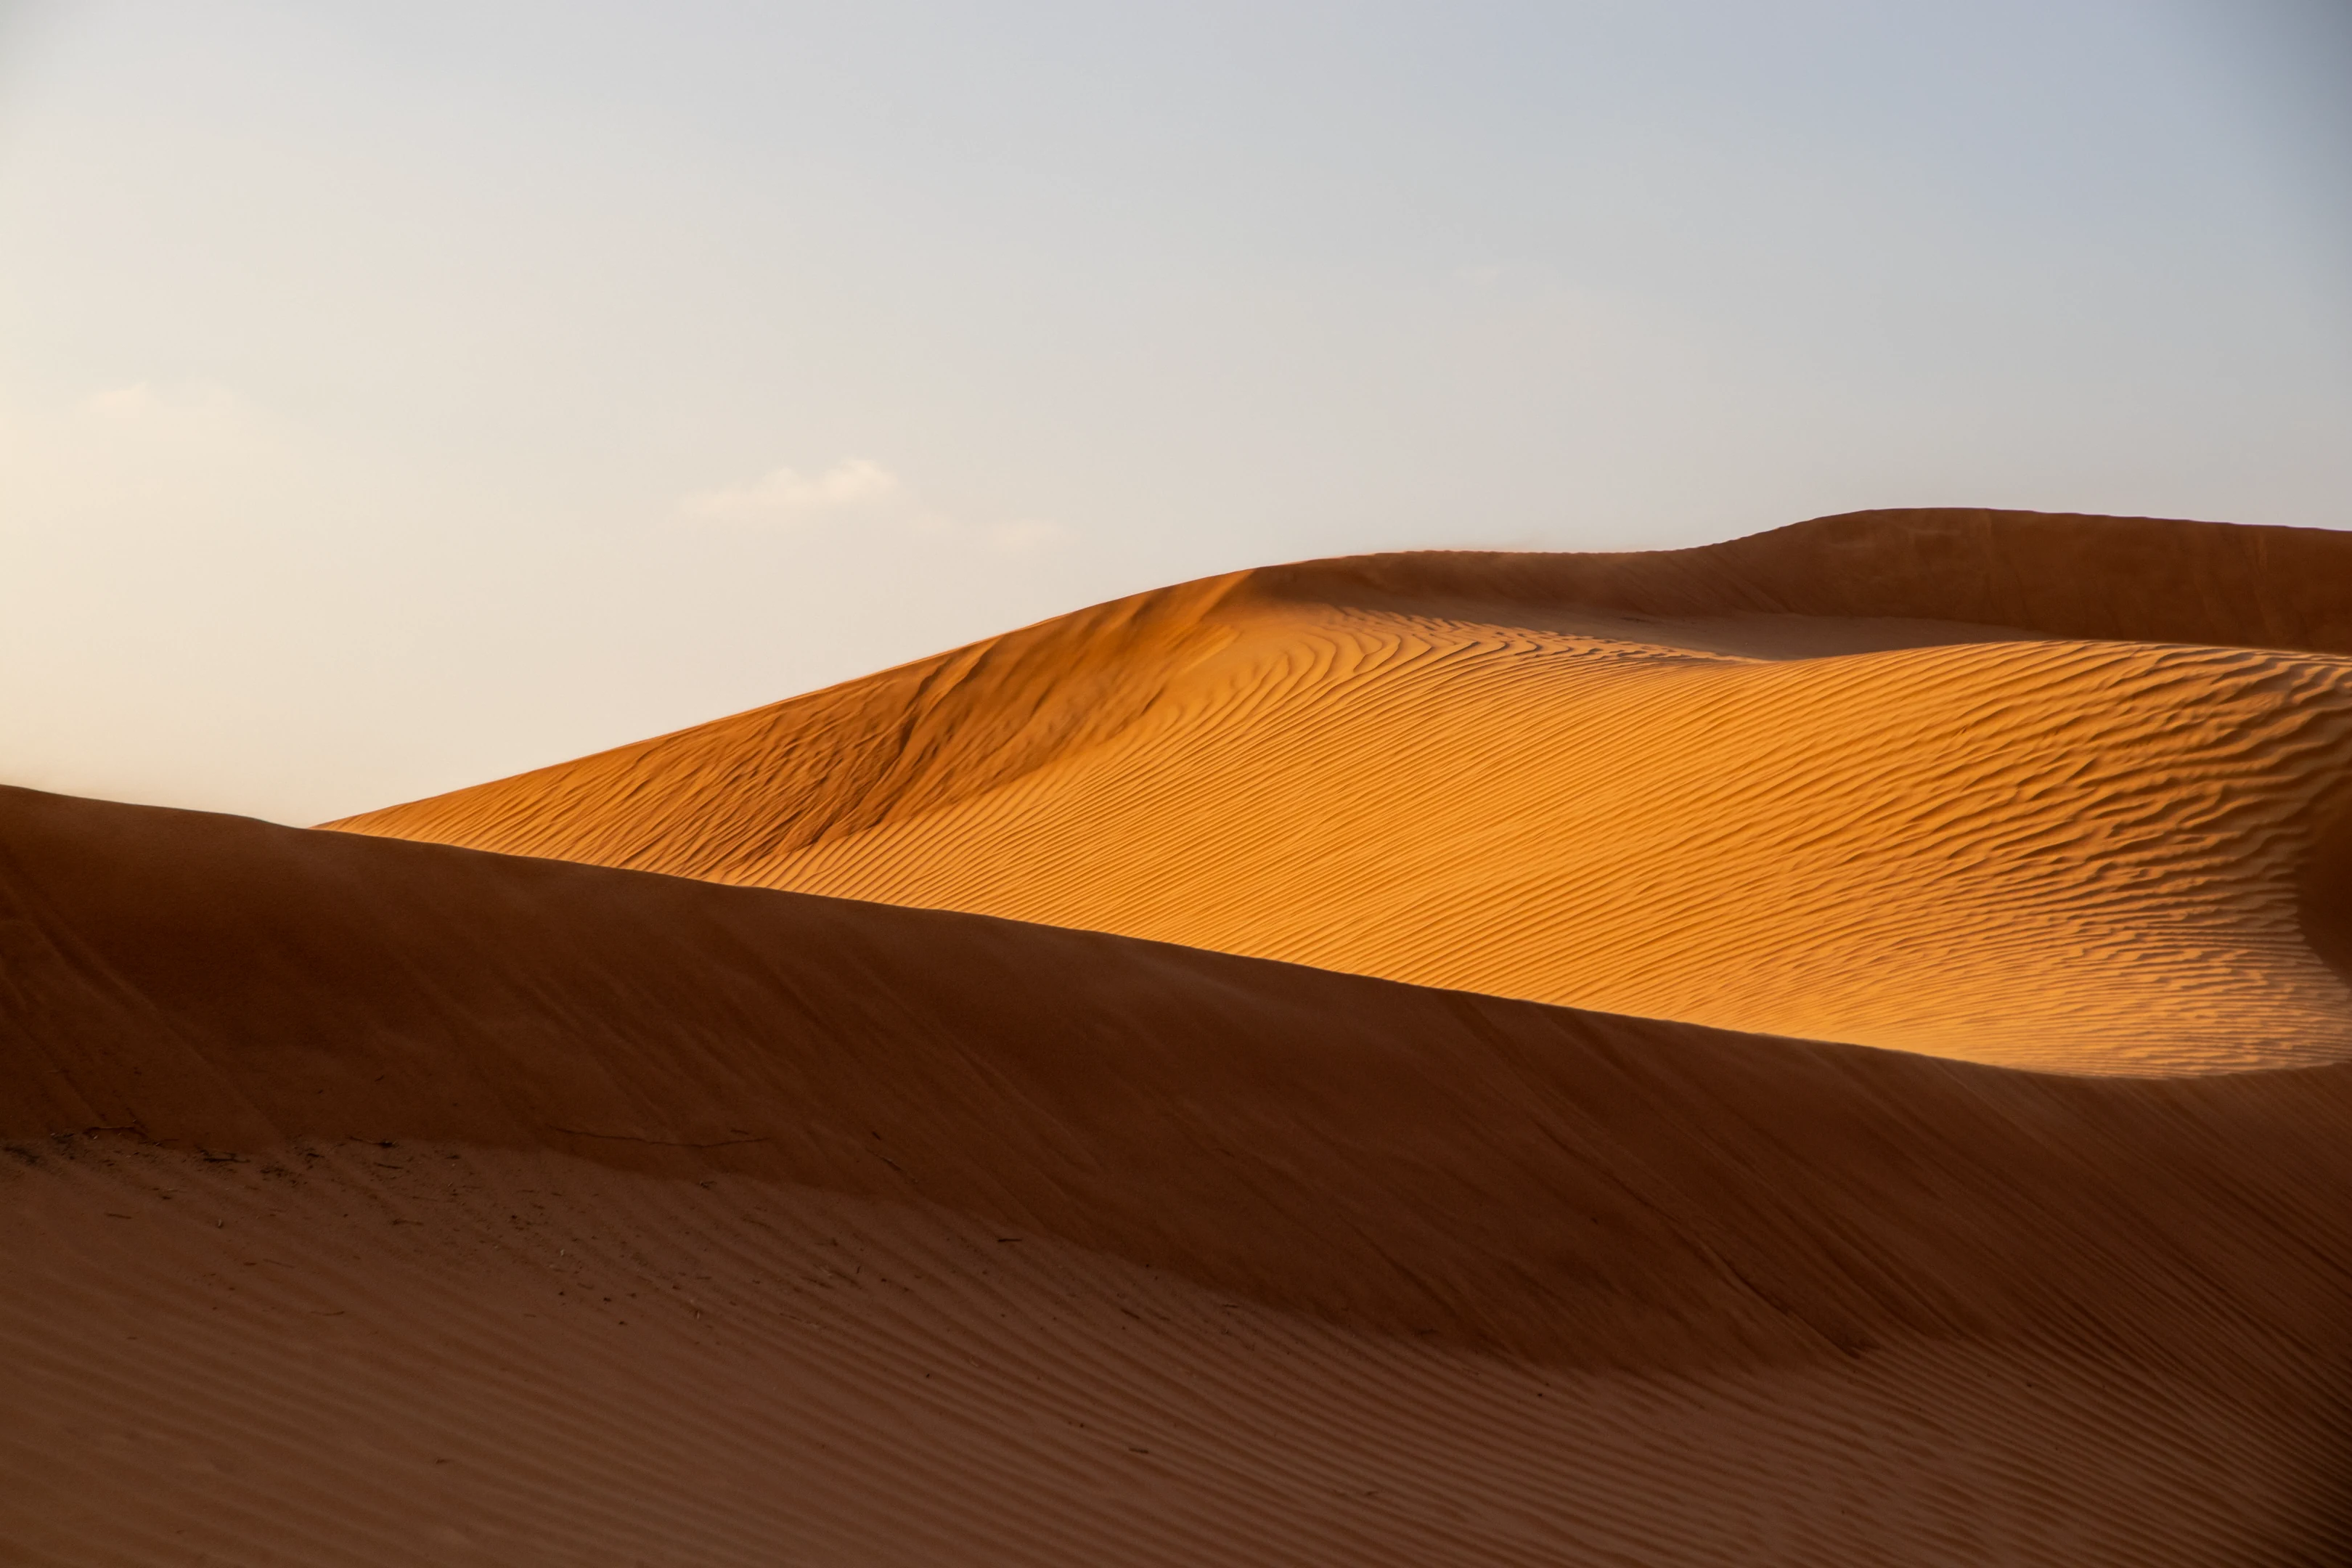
(1, 0), (2347, 825)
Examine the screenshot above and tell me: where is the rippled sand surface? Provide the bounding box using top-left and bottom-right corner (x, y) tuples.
(12, 508), (2352, 1564)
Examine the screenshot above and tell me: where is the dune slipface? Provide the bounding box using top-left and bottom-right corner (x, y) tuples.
(327, 509), (2352, 1074)
(12, 509), (2352, 1564)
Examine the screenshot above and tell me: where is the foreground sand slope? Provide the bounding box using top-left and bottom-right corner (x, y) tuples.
(12, 1142), (2342, 1568)
(326, 510), (2352, 1072)
(5, 785), (2351, 1564)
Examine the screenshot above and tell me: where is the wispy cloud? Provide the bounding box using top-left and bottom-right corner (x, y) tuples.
(85, 383), (162, 419)
(0, 381), (293, 520)
(677, 458), (938, 528)
(983, 518), (1069, 552)
(674, 459), (1068, 552)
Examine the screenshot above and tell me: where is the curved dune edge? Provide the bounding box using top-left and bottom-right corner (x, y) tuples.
(325, 510), (2352, 1074)
(4, 785), (2352, 1563)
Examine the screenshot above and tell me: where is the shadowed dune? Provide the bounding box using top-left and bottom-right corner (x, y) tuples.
(4, 785), (2352, 1564)
(328, 509), (2352, 1072)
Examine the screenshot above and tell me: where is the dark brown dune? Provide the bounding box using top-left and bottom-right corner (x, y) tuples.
(5, 783), (2351, 1563)
(1265, 506), (2352, 651)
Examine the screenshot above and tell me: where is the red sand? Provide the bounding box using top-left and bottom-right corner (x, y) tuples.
(11, 509), (2352, 1562)
(7, 782), (2352, 1562)
(328, 509), (2352, 1072)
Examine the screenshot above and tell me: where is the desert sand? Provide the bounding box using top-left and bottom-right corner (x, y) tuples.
(332, 507), (2352, 1073)
(9, 507), (2352, 1563)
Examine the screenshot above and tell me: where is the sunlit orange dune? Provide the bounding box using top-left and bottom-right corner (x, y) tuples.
(5, 785), (2351, 1565)
(327, 507), (2352, 1073)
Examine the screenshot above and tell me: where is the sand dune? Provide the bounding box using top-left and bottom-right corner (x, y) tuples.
(18, 508), (2352, 1561)
(329, 509), (2352, 1072)
(6, 784), (2352, 1564)
(12, 1144), (2341, 1568)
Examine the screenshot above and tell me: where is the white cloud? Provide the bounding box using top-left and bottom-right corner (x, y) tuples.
(674, 458), (1070, 552)
(0, 380), (293, 520)
(675, 458), (941, 529)
(85, 383), (160, 419)
(985, 518), (1069, 552)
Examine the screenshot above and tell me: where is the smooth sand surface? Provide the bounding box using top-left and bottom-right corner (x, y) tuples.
(330, 509), (2352, 1073)
(6, 783), (2352, 1564)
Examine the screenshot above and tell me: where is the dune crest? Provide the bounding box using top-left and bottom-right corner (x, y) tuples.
(327, 509), (2352, 1073)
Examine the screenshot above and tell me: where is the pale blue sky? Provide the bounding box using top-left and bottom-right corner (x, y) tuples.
(2, 0), (2346, 822)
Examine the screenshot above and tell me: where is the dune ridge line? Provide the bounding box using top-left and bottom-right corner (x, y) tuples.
(326, 509), (2352, 1073)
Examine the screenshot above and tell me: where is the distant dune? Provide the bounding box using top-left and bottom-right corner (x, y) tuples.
(6, 785), (2351, 1565)
(329, 509), (2352, 1073)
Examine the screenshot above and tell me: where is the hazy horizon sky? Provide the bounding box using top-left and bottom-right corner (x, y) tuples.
(4, 0), (2348, 823)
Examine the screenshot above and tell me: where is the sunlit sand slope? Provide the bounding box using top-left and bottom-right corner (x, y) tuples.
(4, 785), (2351, 1564)
(327, 509), (2352, 1073)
